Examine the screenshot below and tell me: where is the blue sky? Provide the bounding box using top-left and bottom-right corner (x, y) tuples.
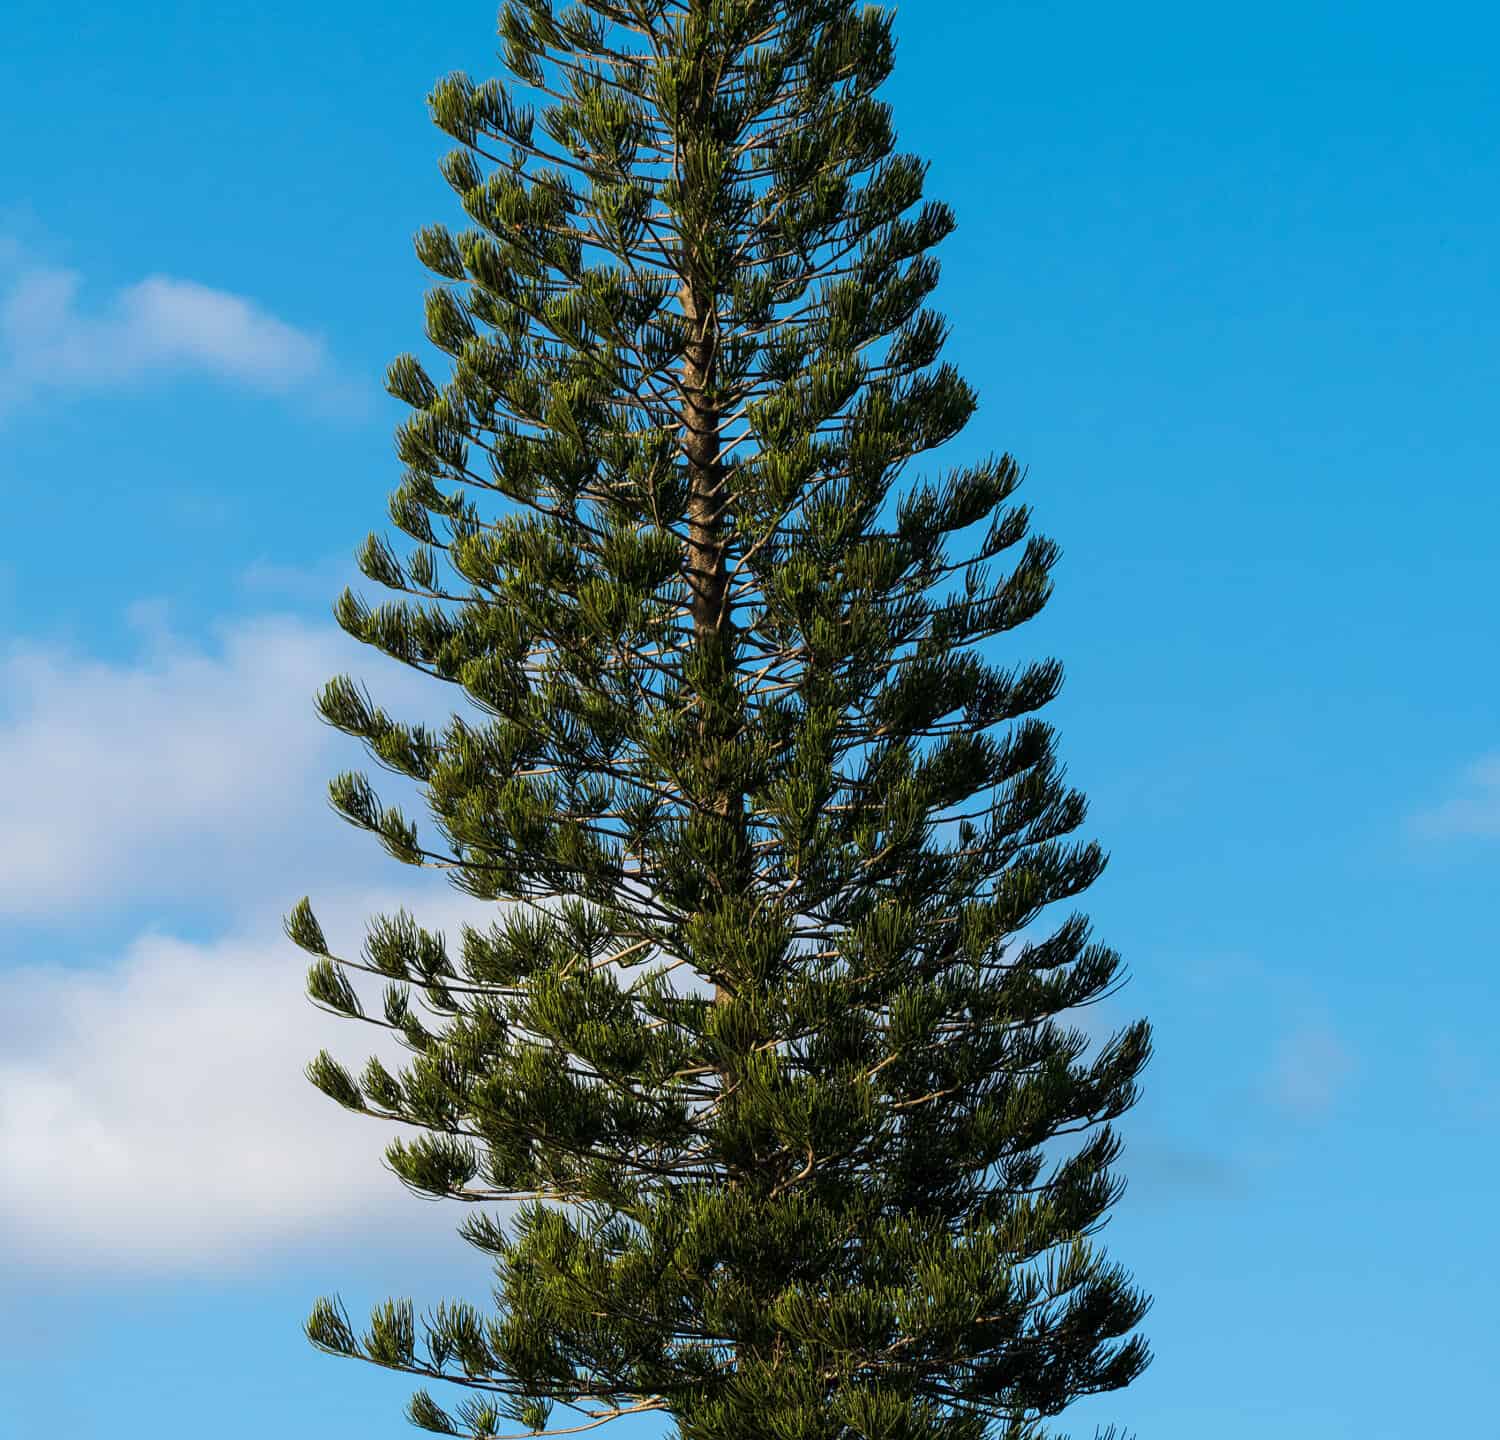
(1, 1), (1495, 1437)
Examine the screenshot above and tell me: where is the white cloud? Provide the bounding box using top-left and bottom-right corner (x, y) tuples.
(0, 239), (351, 414)
(1411, 752), (1500, 840)
(0, 602), (457, 921)
(0, 887), (499, 1273)
(0, 595), (525, 1274)
(0, 610), (348, 917)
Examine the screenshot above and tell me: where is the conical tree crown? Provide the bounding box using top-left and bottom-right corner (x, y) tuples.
(289, 3), (1153, 1438)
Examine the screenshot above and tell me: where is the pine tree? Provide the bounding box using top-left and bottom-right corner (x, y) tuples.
(286, 4), (1154, 1438)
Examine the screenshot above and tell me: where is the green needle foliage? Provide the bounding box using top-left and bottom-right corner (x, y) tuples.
(287, 3), (1153, 1438)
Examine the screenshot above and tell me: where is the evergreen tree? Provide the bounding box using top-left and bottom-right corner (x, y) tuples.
(287, 3), (1153, 1437)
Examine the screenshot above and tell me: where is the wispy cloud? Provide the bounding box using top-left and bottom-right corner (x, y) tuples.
(1410, 752), (1500, 841)
(1265, 1021), (1355, 1118)
(0, 238), (358, 416)
(1430, 1030), (1500, 1126)
(1126, 1137), (1241, 1198)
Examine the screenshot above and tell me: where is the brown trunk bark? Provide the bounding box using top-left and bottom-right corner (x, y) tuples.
(680, 278), (738, 1009)
(681, 280), (729, 647)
